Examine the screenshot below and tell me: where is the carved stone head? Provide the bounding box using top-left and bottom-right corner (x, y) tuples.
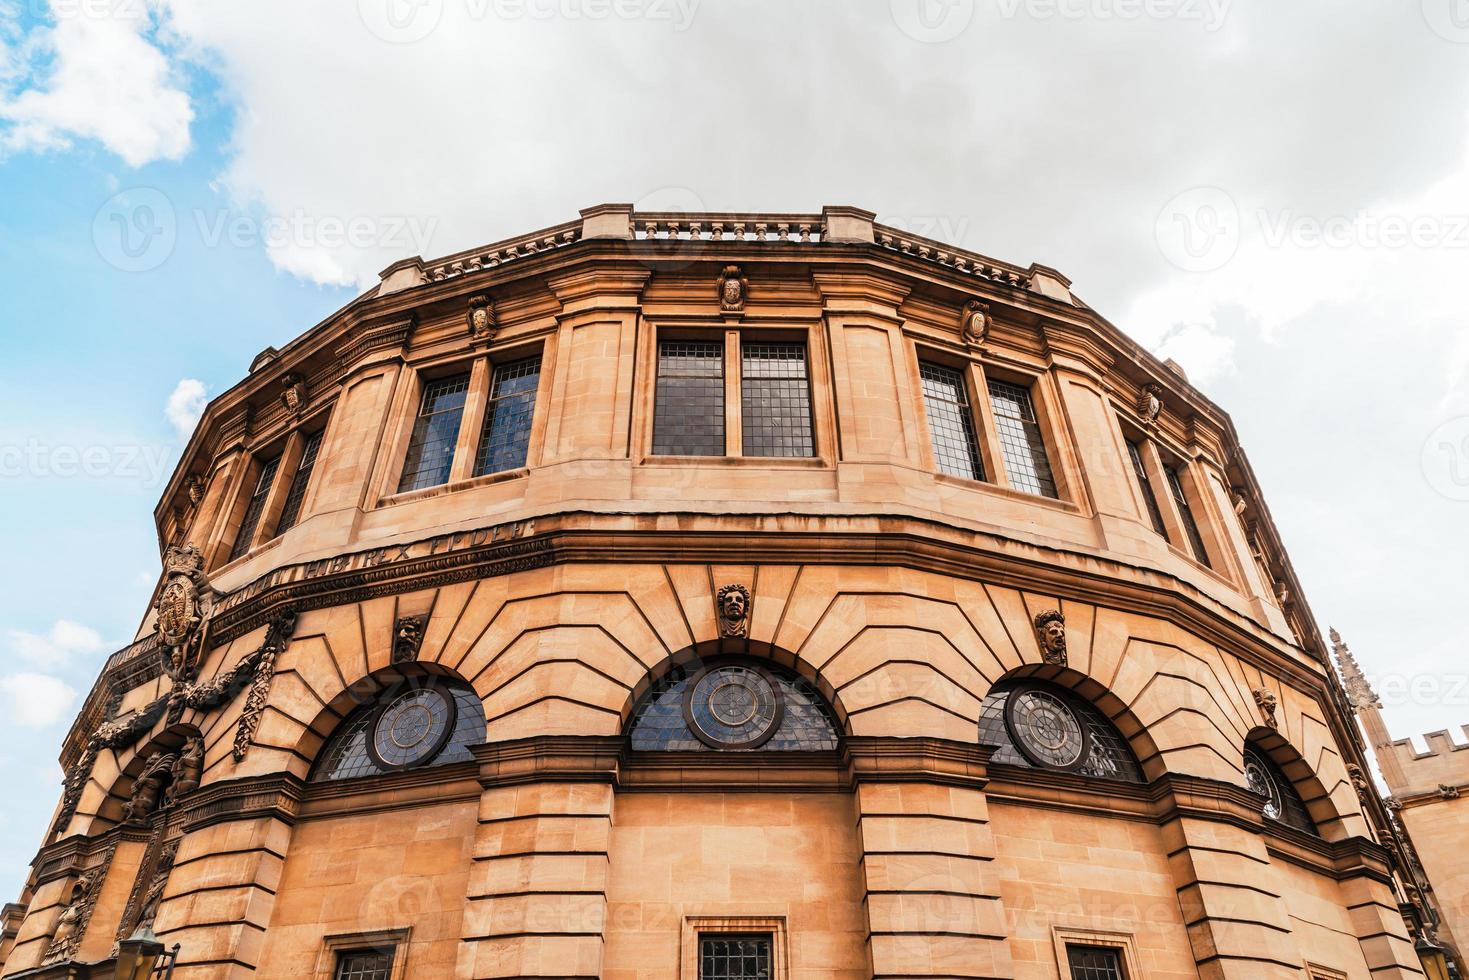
(717, 584), (751, 638)
(1252, 687), (1279, 729)
(1033, 610), (1067, 666)
(393, 615), (425, 663)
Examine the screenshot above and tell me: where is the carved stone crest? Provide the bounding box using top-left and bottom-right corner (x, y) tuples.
(185, 474), (206, 506)
(467, 294), (496, 344)
(1137, 383), (1163, 426)
(716, 584), (751, 639)
(1033, 610), (1067, 667)
(1252, 687), (1279, 730)
(156, 544), (211, 681)
(718, 265), (746, 314)
(280, 372), (307, 416)
(960, 299), (988, 346)
(393, 615), (425, 663)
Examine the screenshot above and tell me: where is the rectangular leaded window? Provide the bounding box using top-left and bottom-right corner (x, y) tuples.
(987, 379), (1057, 498)
(741, 342), (813, 458)
(1164, 464), (1212, 568)
(1125, 439), (1168, 539)
(1067, 945), (1125, 980)
(653, 341), (725, 456)
(919, 361), (984, 481)
(473, 356), (541, 476)
(700, 934), (772, 980)
(229, 453), (281, 560)
(334, 947), (395, 980)
(273, 429), (323, 535)
(397, 373), (470, 493)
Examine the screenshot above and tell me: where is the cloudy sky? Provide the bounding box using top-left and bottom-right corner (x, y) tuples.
(1, 0), (1467, 897)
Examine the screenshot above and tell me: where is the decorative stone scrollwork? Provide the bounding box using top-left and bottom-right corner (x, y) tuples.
(467, 294), (496, 344)
(960, 299), (988, 346)
(55, 694), (170, 834)
(1033, 609), (1068, 667)
(1347, 762), (1373, 808)
(716, 584), (751, 639)
(1439, 783), (1461, 800)
(117, 838), (179, 943)
(718, 265), (746, 314)
(156, 544), (212, 682)
(168, 736), (204, 803)
(233, 608), (298, 762)
(1137, 383), (1163, 426)
(41, 847), (114, 965)
(280, 372), (307, 416)
(1252, 687), (1279, 730)
(393, 615), (425, 663)
(122, 751), (177, 825)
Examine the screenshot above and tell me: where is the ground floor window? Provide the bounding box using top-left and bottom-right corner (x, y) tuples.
(700, 935), (772, 980)
(334, 948), (394, 980)
(1067, 944), (1125, 979)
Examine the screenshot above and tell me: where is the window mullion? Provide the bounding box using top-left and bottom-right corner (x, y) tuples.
(251, 430), (304, 549)
(970, 362), (1010, 488)
(724, 329), (742, 457)
(450, 357), (492, 483)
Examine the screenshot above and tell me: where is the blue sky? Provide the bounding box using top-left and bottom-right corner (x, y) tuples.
(2, 0), (1468, 903)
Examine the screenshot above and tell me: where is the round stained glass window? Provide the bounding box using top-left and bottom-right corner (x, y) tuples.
(1004, 685), (1090, 770)
(367, 687), (457, 771)
(1244, 750), (1282, 820)
(683, 665), (784, 749)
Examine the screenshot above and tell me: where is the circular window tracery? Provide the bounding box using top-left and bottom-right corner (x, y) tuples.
(978, 680), (1143, 783)
(1004, 685), (1091, 771)
(684, 664), (785, 749)
(313, 677), (484, 782)
(368, 687), (457, 771)
(628, 658), (838, 752)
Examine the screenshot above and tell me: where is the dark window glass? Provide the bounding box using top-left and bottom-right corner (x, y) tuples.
(653, 341), (725, 456)
(1067, 945), (1125, 980)
(1164, 464), (1211, 567)
(978, 681), (1143, 783)
(314, 680), (485, 782)
(630, 660), (839, 752)
(1125, 439), (1168, 539)
(229, 454), (281, 560)
(274, 430), (323, 535)
(334, 948), (395, 980)
(474, 356), (540, 476)
(987, 379), (1057, 498)
(700, 935), (772, 980)
(398, 373), (470, 492)
(920, 361), (984, 481)
(741, 342), (814, 458)
(1244, 746), (1317, 834)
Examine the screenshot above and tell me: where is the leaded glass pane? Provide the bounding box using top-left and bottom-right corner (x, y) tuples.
(230, 453), (281, 560)
(314, 682), (484, 782)
(398, 373), (470, 493)
(335, 948), (394, 980)
(274, 429), (323, 535)
(920, 361), (984, 481)
(653, 341), (725, 456)
(700, 935), (772, 980)
(474, 356), (540, 476)
(987, 379), (1057, 498)
(1067, 945), (1125, 980)
(1125, 439), (1168, 539)
(741, 343), (814, 457)
(1244, 746), (1316, 834)
(630, 661), (838, 752)
(1164, 464), (1212, 567)
(978, 682), (1143, 783)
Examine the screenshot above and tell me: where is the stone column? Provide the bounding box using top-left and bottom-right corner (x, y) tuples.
(459, 738), (620, 980)
(1337, 845), (1427, 978)
(848, 738), (1013, 980)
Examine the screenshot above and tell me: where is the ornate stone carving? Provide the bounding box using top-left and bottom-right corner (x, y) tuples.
(1033, 610), (1068, 667)
(960, 299), (988, 346)
(122, 751), (176, 825)
(185, 474), (206, 506)
(156, 544), (212, 682)
(718, 265), (746, 313)
(55, 694), (171, 834)
(467, 294), (496, 344)
(1439, 783), (1461, 800)
(233, 608), (298, 762)
(1252, 687), (1279, 730)
(1137, 383), (1164, 425)
(168, 737), (203, 804)
(1347, 763), (1373, 808)
(118, 838), (178, 942)
(41, 847), (113, 965)
(716, 584), (751, 639)
(280, 372), (307, 416)
(1331, 628), (1382, 711)
(393, 615), (425, 663)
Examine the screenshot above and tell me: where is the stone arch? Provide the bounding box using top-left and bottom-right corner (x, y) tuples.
(1246, 725), (1346, 840)
(89, 723), (203, 834)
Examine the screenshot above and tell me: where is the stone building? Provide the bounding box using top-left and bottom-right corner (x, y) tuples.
(0, 204), (1449, 979)
(1334, 629), (1468, 969)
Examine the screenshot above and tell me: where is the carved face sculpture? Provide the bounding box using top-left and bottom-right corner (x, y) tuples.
(721, 589), (747, 621)
(1040, 619), (1065, 655)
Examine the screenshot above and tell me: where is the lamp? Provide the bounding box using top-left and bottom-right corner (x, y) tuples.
(1416, 934), (1452, 980)
(115, 926), (179, 980)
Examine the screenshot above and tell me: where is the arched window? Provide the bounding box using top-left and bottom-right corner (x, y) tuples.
(628, 659), (839, 751)
(313, 677), (485, 782)
(978, 680), (1144, 783)
(1244, 745), (1316, 834)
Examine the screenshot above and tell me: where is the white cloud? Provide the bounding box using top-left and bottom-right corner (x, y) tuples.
(165, 378), (206, 438)
(0, 0), (192, 166)
(8, 620), (105, 669)
(0, 674), (78, 728)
